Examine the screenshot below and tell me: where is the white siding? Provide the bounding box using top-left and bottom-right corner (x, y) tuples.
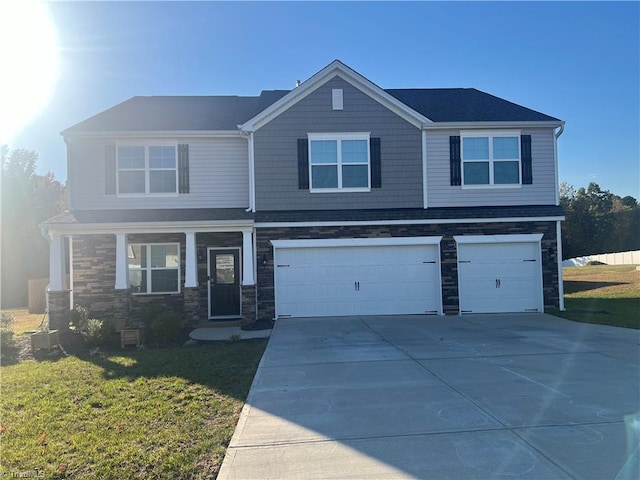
(426, 128), (557, 207)
(68, 137), (249, 210)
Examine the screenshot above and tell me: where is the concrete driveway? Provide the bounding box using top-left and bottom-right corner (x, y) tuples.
(217, 314), (639, 480)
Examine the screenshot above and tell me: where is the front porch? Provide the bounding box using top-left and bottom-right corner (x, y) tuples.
(42, 212), (258, 330)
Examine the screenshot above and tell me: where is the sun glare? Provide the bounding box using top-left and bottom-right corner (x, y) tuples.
(0, 1), (59, 144)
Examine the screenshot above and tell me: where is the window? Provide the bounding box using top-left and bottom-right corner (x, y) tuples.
(309, 133), (370, 191)
(461, 133), (521, 186)
(117, 145), (177, 194)
(128, 243), (180, 294)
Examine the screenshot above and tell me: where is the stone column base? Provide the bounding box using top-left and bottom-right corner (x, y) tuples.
(241, 285), (257, 325)
(183, 287), (201, 328)
(48, 290), (70, 330)
(112, 289), (131, 331)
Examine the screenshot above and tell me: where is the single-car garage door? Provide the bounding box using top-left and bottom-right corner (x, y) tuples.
(456, 234), (544, 314)
(272, 237), (443, 318)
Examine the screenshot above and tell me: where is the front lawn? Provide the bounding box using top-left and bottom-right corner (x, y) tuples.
(0, 339), (267, 479)
(554, 265), (640, 329)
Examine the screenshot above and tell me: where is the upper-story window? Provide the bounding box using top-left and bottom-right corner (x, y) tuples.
(308, 133), (370, 192)
(461, 132), (521, 187)
(117, 144), (178, 194)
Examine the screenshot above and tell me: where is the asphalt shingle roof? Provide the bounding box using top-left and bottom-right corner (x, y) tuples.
(62, 86), (559, 135)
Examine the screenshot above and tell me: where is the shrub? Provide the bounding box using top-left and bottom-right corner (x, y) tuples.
(148, 310), (182, 343)
(0, 312), (15, 350)
(68, 305), (91, 331)
(83, 318), (115, 347)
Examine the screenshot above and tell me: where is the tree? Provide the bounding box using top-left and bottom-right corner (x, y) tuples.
(560, 181), (640, 259)
(1, 146), (65, 308)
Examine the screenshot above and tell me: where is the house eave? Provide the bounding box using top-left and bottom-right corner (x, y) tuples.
(42, 219), (255, 236)
(61, 130), (243, 140)
(422, 120), (564, 130)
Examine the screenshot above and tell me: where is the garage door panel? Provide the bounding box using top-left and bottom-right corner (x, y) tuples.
(458, 241), (542, 314)
(275, 244), (441, 318)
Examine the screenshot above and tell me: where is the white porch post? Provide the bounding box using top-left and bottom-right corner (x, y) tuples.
(242, 229), (255, 285)
(114, 233), (129, 290)
(48, 233), (66, 291)
(184, 231), (198, 288)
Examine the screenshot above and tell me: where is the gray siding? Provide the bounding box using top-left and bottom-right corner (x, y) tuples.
(68, 136), (249, 210)
(254, 76), (423, 211)
(426, 128), (557, 208)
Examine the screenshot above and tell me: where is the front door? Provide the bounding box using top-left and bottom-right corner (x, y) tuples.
(208, 249), (241, 318)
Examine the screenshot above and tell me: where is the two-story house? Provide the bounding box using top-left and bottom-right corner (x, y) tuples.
(42, 60), (565, 329)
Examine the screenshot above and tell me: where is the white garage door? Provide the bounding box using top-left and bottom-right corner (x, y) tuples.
(273, 238), (442, 318)
(456, 235), (543, 314)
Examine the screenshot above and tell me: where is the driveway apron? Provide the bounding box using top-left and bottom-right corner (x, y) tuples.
(217, 314), (640, 480)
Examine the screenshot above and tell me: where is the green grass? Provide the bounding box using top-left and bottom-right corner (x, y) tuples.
(0, 340), (267, 479)
(553, 265), (640, 329)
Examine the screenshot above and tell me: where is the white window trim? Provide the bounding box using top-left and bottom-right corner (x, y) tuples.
(116, 141), (179, 197)
(129, 242), (181, 295)
(308, 132), (371, 193)
(460, 130), (522, 189)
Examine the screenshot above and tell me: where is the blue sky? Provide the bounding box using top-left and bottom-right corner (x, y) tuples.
(8, 1), (640, 198)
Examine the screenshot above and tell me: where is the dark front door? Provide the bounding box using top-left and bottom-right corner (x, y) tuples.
(209, 249), (241, 318)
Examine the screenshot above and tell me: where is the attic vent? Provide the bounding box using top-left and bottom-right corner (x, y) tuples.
(332, 89), (343, 110)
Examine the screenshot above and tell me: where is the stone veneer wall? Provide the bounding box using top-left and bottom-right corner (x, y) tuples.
(71, 232), (253, 326)
(256, 221), (559, 320)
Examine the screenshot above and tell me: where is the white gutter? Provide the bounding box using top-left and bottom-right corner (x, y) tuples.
(421, 120), (563, 130)
(62, 130), (244, 139)
(553, 121), (566, 206)
(554, 122), (566, 311)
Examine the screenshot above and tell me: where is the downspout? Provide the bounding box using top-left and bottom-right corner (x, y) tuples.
(243, 130), (256, 213)
(554, 122), (566, 310)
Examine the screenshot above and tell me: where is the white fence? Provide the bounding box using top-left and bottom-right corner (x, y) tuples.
(563, 250), (640, 267)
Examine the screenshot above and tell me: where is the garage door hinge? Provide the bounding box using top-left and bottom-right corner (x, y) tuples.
(523, 259), (537, 262)
(459, 260), (471, 263)
(525, 309), (539, 312)
(425, 310), (438, 314)
(461, 310), (473, 313)
(278, 314), (292, 318)
(277, 264), (290, 267)
(422, 261), (436, 264)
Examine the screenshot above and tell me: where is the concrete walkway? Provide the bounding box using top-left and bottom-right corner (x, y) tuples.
(189, 327), (271, 341)
(217, 314), (640, 480)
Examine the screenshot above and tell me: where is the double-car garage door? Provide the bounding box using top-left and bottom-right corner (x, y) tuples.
(272, 238), (443, 318)
(272, 234), (544, 318)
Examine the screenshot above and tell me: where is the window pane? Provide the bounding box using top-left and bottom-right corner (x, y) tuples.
(149, 146), (176, 168)
(463, 162), (490, 185)
(341, 140), (368, 164)
(151, 270), (179, 293)
(342, 165), (369, 188)
(129, 269), (147, 293)
(149, 170), (176, 193)
(150, 245), (178, 268)
(311, 165), (338, 188)
(216, 254), (235, 284)
(128, 245), (146, 268)
(462, 137), (489, 160)
(118, 171), (145, 193)
(494, 161), (520, 184)
(493, 137), (519, 160)
(118, 146), (145, 169)
(310, 140), (338, 164)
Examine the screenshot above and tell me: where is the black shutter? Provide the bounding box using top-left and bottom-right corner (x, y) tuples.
(370, 137), (381, 188)
(105, 145), (116, 195)
(178, 144), (190, 193)
(297, 138), (309, 189)
(450, 136), (461, 186)
(521, 135), (532, 185)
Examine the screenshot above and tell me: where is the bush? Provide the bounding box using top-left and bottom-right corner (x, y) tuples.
(83, 318), (115, 347)
(68, 305), (91, 331)
(0, 312), (15, 350)
(148, 310), (182, 343)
